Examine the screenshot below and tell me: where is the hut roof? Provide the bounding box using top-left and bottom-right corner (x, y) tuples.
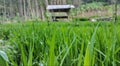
(47, 5), (75, 10)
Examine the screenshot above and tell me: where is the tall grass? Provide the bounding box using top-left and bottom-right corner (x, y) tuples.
(0, 21), (120, 66)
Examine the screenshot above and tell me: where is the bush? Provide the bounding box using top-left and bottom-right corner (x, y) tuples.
(74, 17), (89, 21)
(117, 15), (120, 20)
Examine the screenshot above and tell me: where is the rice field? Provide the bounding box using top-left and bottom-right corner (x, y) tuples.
(0, 21), (120, 66)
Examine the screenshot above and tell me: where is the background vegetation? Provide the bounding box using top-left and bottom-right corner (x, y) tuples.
(0, 0), (119, 22)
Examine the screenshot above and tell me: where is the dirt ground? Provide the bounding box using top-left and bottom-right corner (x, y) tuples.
(77, 9), (120, 18)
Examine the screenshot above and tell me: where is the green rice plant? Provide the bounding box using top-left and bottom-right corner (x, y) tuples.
(84, 22), (100, 66)
(47, 28), (56, 66)
(0, 21), (120, 66)
(0, 50), (9, 66)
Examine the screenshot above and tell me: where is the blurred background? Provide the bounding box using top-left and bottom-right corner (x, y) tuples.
(0, 0), (119, 22)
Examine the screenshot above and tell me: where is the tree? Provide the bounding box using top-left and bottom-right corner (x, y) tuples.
(114, 0), (117, 22)
(0, 0), (118, 22)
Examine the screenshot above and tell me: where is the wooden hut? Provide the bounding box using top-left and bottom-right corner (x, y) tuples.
(46, 5), (75, 21)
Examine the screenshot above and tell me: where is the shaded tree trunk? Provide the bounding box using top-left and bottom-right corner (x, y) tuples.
(3, 0), (7, 22)
(18, 0), (23, 17)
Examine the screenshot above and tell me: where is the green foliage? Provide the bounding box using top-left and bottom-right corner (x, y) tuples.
(0, 21), (120, 66)
(79, 2), (105, 12)
(74, 17), (89, 21)
(0, 50), (9, 66)
(84, 22), (100, 66)
(117, 15), (120, 20)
